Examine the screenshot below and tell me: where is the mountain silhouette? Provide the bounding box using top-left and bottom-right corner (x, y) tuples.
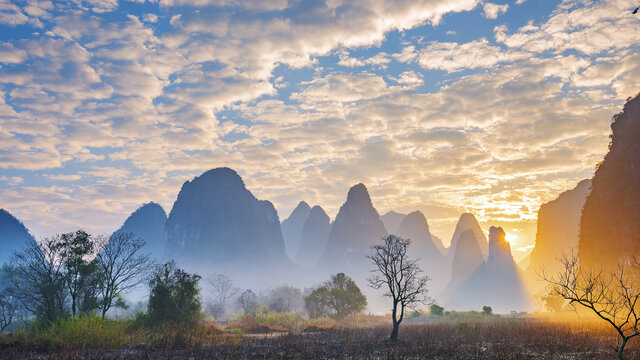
(447, 213), (488, 261)
(281, 201), (311, 261)
(528, 179), (591, 275)
(580, 94), (640, 267)
(318, 183), (387, 280)
(396, 211), (450, 293)
(0, 209), (34, 265)
(445, 227), (530, 312)
(381, 210), (406, 234)
(295, 205), (331, 268)
(113, 202), (167, 261)
(164, 168), (293, 285)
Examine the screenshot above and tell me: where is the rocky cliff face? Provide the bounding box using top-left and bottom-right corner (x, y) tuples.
(281, 201), (311, 261)
(295, 205), (331, 268)
(528, 179), (591, 274)
(381, 211), (405, 235)
(114, 202), (167, 261)
(444, 227), (530, 312)
(0, 209), (34, 265)
(580, 94), (640, 267)
(396, 211), (450, 292)
(164, 168), (292, 284)
(319, 183), (387, 279)
(447, 213), (488, 261)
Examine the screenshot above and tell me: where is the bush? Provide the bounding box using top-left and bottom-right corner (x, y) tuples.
(148, 262), (202, 327)
(482, 306), (493, 315)
(305, 273), (367, 319)
(430, 304), (444, 316)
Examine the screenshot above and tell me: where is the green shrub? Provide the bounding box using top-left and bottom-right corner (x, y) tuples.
(148, 262), (202, 327)
(31, 313), (140, 348)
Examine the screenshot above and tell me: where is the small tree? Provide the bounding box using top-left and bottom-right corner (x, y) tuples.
(268, 286), (304, 313)
(58, 230), (99, 317)
(206, 273), (237, 321)
(541, 251), (640, 360)
(429, 304), (444, 316)
(482, 306), (492, 315)
(148, 262), (201, 326)
(368, 235), (432, 341)
(305, 273), (367, 318)
(95, 233), (151, 318)
(237, 289), (258, 316)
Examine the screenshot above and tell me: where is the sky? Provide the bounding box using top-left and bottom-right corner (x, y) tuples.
(0, 0), (639, 261)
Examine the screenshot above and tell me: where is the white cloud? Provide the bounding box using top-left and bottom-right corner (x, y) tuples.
(418, 38), (528, 72)
(482, 2), (509, 19)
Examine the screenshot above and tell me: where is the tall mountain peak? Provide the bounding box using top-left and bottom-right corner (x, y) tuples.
(281, 201), (312, 260)
(346, 183), (373, 205)
(296, 205), (331, 268)
(528, 179), (591, 275)
(114, 202), (167, 261)
(580, 93), (640, 267)
(318, 183), (387, 280)
(397, 210), (450, 293)
(448, 212), (488, 260)
(164, 168), (293, 287)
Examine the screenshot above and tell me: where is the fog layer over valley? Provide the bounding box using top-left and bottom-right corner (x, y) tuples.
(0, 167), (539, 314)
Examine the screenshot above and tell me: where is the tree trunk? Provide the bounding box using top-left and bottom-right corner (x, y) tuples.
(390, 321), (399, 341)
(617, 337), (627, 360)
(390, 301), (399, 341)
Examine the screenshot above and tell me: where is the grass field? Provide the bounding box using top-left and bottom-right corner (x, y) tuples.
(1, 314), (638, 359)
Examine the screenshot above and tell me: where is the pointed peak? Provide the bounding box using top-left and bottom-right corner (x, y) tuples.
(346, 183), (372, 204)
(294, 201), (311, 211)
(309, 205), (328, 216)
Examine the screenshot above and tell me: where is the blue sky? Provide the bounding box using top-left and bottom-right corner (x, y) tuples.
(0, 0), (639, 259)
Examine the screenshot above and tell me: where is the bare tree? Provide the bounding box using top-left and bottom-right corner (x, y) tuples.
(540, 251), (640, 360)
(11, 237), (68, 323)
(206, 274), (237, 320)
(368, 235), (432, 341)
(95, 233), (152, 318)
(0, 293), (17, 332)
(237, 289), (258, 316)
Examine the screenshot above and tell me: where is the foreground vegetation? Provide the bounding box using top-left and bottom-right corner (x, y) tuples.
(0, 312), (638, 359)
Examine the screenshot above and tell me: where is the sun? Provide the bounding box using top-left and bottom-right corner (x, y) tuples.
(505, 233), (519, 245)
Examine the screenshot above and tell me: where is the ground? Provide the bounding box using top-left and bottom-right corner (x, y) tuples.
(2, 316), (638, 359)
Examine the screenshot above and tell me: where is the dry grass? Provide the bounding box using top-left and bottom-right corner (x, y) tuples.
(1, 316), (638, 359)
